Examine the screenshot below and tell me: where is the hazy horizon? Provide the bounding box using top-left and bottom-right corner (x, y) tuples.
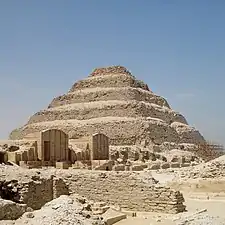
(0, 1), (225, 145)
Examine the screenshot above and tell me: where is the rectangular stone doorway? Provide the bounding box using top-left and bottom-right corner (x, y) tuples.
(43, 141), (50, 161)
(0, 152), (5, 163)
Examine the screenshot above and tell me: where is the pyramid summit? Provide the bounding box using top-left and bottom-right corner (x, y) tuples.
(10, 65), (205, 149)
(89, 65), (133, 77)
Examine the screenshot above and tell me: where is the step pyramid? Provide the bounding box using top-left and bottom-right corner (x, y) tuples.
(10, 66), (205, 149)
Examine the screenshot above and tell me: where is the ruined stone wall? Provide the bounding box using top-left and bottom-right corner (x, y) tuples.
(19, 177), (53, 209)
(49, 87), (170, 108)
(69, 136), (92, 162)
(68, 136), (92, 152)
(69, 134), (109, 161)
(64, 171), (185, 213)
(0, 176), (69, 210)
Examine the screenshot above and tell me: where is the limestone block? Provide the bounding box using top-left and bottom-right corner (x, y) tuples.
(72, 161), (90, 169)
(92, 160), (113, 171)
(170, 162), (180, 168)
(56, 162), (71, 169)
(7, 152), (19, 163)
(26, 161), (42, 168)
(72, 161), (81, 169)
(42, 161), (54, 167)
(102, 208), (127, 225)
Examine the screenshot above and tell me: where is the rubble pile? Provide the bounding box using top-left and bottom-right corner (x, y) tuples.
(0, 195), (106, 225)
(180, 155), (225, 179)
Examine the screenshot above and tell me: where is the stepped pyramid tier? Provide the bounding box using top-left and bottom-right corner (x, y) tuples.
(10, 66), (205, 148)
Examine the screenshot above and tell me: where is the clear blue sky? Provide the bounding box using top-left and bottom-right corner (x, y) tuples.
(0, 1), (225, 144)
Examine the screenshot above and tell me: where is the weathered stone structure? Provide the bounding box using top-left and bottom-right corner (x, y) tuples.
(2, 129), (70, 167)
(0, 166), (186, 214)
(1, 130), (111, 170)
(10, 66), (205, 151)
(24, 129), (69, 163)
(0, 174), (69, 210)
(70, 133), (109, 161)
(4, 65), (215, 170)
(63, 170), (185, 213)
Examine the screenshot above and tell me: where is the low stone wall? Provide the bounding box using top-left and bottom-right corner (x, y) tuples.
(8, 147), (37, 164)
(49, 87), (170, 109)
(63, 171), (185, 213)
(148, 162), (192, 170)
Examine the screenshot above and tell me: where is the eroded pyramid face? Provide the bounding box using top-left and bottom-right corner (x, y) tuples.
(10, 66), (205, 147)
